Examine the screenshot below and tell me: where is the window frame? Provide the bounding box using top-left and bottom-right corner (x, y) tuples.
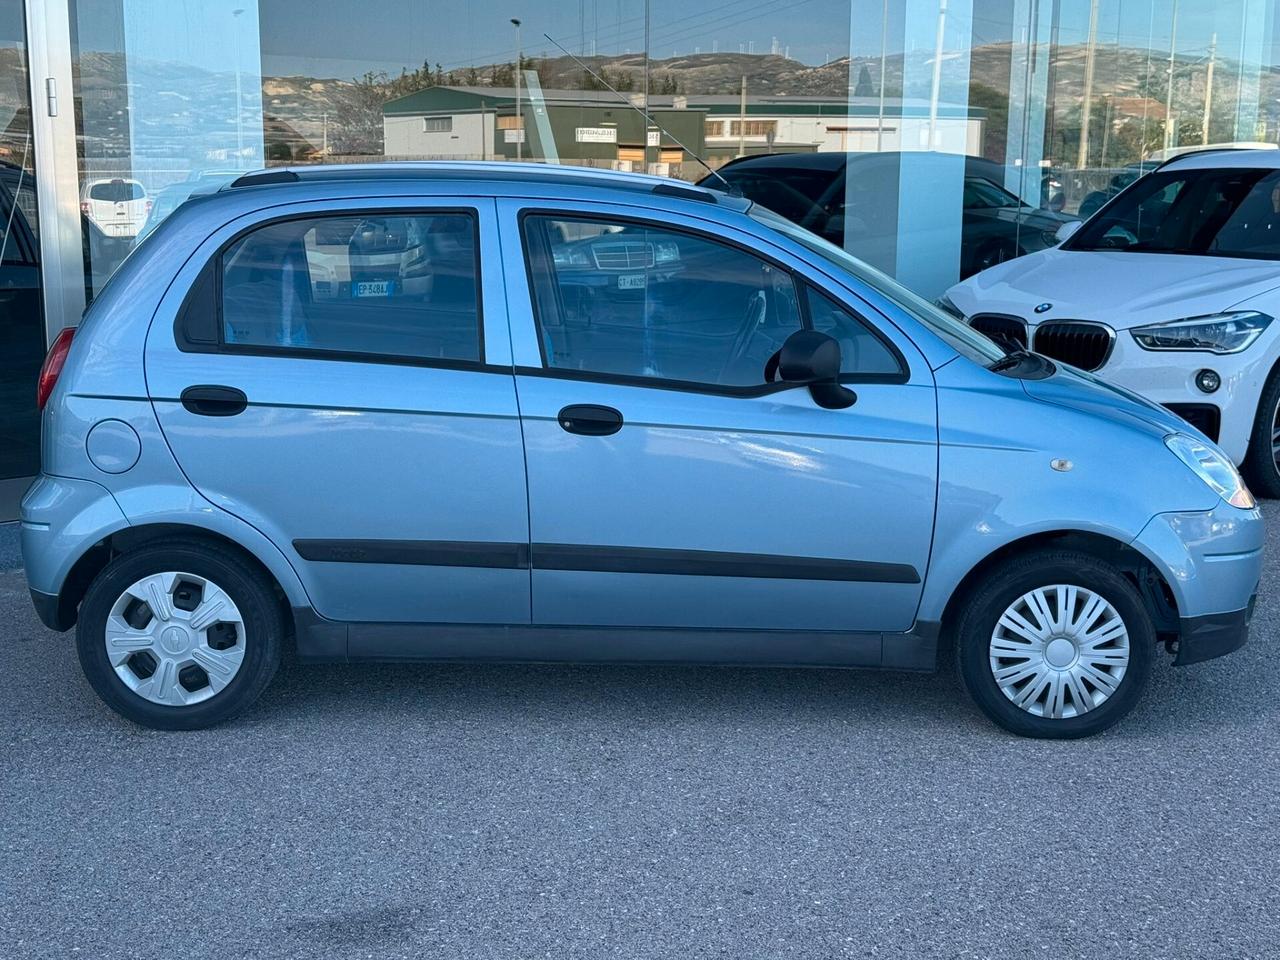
(174, 207), (492, 372)
(517, 208), (908, 397)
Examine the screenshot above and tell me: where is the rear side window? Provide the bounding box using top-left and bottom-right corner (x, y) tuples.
(89, 180), (145, 202)
(218, 212), (481, 362)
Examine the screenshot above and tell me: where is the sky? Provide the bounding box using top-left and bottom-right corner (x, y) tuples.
(63, 0), (1278, 80)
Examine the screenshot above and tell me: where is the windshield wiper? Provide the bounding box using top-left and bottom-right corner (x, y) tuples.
(988, 348), (1055, 379)
(989, 348), (1036, 371)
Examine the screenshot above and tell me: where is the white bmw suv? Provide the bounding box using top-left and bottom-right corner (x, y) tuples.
(943, 149), (1280, 496)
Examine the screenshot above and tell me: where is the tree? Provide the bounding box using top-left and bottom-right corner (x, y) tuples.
(854, 65), (875, 98)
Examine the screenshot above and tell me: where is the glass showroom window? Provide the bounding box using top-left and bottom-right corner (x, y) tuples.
(47, 0), (1280, 316)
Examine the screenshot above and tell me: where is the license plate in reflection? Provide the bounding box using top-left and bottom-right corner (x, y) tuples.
(617, 274), (646, 289)
(355, 280), (394, 297)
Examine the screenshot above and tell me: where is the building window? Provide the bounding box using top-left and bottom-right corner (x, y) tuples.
(729, 120), (777, 137)
(704, 119), (724, 138)
(496, 115), (524, 130)
(422, 116), (452, 133)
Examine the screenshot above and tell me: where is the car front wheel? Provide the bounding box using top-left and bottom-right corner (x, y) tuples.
(956, 550), (1154, 738)
(1241, 363), (1280, 499)
(76, 540), (283, 730)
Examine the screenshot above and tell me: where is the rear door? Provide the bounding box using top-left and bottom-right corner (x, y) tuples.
(145, 197), (531, 626)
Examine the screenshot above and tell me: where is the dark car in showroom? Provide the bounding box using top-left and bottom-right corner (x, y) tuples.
(700, 151), (1078, 279)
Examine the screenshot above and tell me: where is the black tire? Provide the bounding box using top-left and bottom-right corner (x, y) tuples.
(76, 539), (283, 730)
(956, 550), (1154, 739)
(1241, 363), (1280, 499)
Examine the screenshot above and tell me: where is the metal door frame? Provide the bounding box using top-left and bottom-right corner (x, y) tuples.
(24, 0), (85, 345)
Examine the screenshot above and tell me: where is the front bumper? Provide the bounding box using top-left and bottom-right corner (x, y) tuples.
(1174, 599), (1255, 666)
(1133, 501), (1263, 666)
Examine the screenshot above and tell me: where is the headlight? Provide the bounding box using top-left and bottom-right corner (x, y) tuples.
(1131, 311), (1271, 354)
(1165, 433), (1255, 509)
(935, 294), (965, 321)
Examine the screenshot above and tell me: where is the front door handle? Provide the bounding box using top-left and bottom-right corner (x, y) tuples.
(557, 404), (623, 436)
(181, 385), (248, 417)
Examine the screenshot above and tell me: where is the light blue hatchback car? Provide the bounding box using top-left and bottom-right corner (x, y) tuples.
(21, 163), (1264, 737)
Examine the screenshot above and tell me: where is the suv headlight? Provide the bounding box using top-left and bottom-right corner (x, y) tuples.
(1132, 311), (1271, 354)
(1165, 433), (1255, 508)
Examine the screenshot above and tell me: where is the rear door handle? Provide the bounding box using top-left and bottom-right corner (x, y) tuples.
(557, 404), (623, 436)
(181, 385), (248, 417)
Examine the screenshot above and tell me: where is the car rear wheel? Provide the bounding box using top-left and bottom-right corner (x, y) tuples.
(1241, 363), (1280, 499)
(76, 540), (283, 729)
(956, 550), (1154, 738)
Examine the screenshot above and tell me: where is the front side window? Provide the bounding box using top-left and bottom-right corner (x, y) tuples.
(805, 285), (904, 376)
(220, 212), (481, 362)
(524, 216), (803, 388)
(1068, 167), (1280, 260)
(750, 204), (1004, 366)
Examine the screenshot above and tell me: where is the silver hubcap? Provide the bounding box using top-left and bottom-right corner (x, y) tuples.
(989, 584), (1130, 720)
(104, 572), (246, 706)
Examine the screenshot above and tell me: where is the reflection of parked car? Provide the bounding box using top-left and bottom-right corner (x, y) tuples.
(1077, 162), (1159, 218)
(138, 171), (242, 240)
(80, 177), (150, 239)
(944, 148), (1280, 497)
(702, 152), (1079, 279)
(22, 163), (1261, 739)
(0, 162), (116, 480)
(0, 162), (48, 481)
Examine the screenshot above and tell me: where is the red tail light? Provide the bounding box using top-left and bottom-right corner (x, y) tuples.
(37, 327), (75, 411)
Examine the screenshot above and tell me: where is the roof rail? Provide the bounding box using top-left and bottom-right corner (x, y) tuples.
(228, 169), (301, 188)
(651, 181), (718, 203)
(1152, 147), (1274, 172)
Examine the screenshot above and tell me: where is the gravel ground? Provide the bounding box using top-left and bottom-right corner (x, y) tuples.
(2, 514), (1279, 959)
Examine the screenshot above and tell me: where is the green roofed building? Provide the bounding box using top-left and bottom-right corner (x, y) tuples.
(382, 86), (987, 176)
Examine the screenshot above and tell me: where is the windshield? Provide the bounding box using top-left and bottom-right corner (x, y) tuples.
(750, 205), (1005, 365)
(1067, 166), (1280, 259)
(963, 177), (1023, 209)
(89, 180), (145, 202)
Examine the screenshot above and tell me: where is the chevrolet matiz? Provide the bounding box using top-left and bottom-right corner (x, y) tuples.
(20, 163), (1264, 737)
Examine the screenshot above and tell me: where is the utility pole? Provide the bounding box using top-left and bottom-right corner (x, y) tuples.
(322, 111), (328, 155)
(927, 0), (948, 150)
(1077, 0), (1099, 168)
(232, 8), (245, 161)
(1165, 0), (1179, 150)
(738, 75), (747, 158)
(511, 18), (523, 161)
(1202, 32), (1217, 144)
(643, 0), (651, 171)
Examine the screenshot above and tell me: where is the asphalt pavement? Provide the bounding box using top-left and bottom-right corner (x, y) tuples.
(2, 515), (1279, 959)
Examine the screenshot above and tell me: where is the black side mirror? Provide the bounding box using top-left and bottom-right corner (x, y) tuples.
(769, 329), (857, 410)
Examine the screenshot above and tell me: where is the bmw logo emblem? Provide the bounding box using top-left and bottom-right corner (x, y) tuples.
(1034, 302), (1053, 314)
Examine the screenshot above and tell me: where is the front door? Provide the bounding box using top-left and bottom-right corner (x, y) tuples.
(502, 202), (937, 634)
(146, 199), (530, 625)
